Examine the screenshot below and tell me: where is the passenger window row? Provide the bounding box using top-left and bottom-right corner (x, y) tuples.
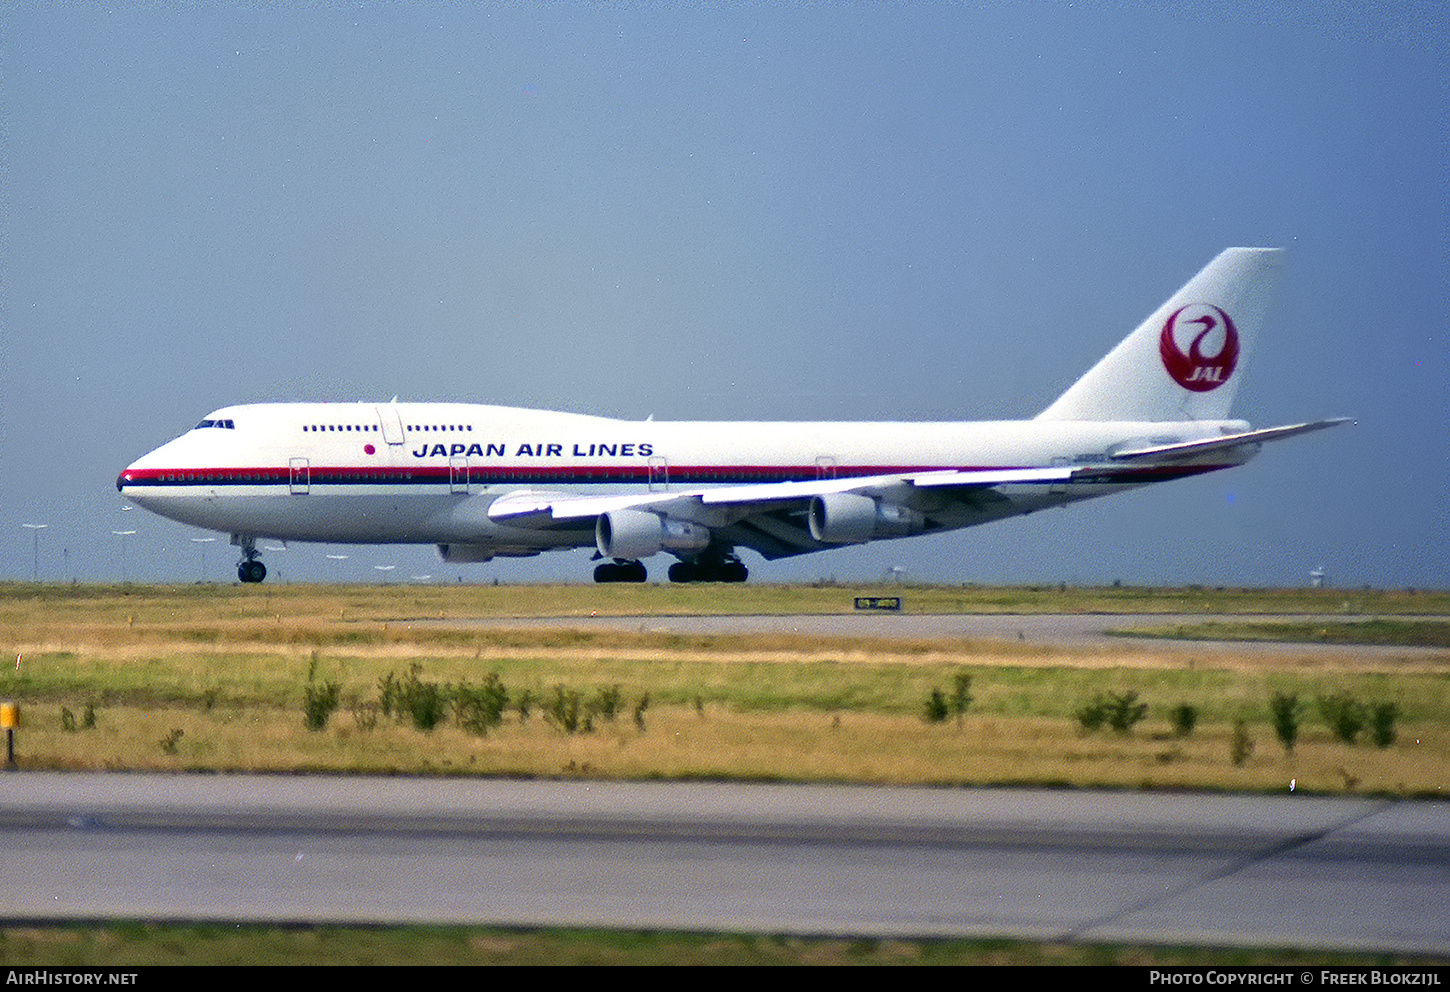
(299, 424), (476, 433)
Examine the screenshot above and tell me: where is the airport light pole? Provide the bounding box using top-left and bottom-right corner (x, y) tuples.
(111, 530), (136, 584)
(21, 524), (47, 582)
(261, 544), (287, 584)
(192, 537), (216, 581)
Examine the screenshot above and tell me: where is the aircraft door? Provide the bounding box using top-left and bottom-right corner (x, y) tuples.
(376, 405), (406, 447)
(289, 457), (310, 495)
(450, 456), (470, 494)
(816, 456), (838, 480)
(1050, 456), (1070, 494)
(648, 456), (669, 492)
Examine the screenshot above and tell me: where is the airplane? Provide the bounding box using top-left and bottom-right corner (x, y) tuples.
(117, 247), (1348, 585)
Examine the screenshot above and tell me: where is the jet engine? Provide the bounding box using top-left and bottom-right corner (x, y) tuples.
(596, 509), (710, 560)
(436, 543), (496, 563)
(808, 493), (923, 544)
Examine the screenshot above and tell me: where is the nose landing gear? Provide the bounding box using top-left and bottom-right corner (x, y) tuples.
(234, 535), (267, 583)
(238, 560), (267, 583)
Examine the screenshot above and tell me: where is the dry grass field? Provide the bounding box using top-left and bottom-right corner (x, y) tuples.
(2, 581), (1448, 796)
(4, 580), (1449, 965)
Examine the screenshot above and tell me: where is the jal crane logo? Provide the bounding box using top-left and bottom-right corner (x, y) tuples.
(1159, 304), (1239, 392)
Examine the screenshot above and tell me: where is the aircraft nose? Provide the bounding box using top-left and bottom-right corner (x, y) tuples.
(117, 451), (154, 494)
(117, 459), (143, 493)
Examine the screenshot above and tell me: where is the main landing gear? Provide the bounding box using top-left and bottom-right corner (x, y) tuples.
(668, 556), (748, 584)
(593, 559), (647, 583)
(234, 536), (267, 583)
(592, 553), (750, 584)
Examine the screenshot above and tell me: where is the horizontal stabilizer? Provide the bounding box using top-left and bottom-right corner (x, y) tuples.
(1110, 418), (1352, 462)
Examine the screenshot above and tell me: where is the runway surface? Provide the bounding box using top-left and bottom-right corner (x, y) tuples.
(3, 773), (1448, 953)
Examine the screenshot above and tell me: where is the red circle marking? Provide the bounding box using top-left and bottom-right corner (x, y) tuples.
(1159, 305), (1239, 392)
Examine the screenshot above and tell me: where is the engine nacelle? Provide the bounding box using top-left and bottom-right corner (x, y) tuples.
(808, 493), (923, 544)
(437, 543), (542, 563)
(596, 509), (710, 560)
(437, 543), (495, 563)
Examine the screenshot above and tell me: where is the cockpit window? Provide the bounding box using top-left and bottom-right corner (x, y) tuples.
(194, 419), (236, 430)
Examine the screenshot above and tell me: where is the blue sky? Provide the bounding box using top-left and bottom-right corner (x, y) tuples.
(4, 2), (1445, 588)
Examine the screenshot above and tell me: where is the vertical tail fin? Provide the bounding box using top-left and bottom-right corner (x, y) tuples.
(1035, 247), (1283, 422)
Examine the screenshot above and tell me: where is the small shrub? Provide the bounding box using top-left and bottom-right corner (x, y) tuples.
(1230, 719), (1254, 767)
(633, 693), (649, 731)
(590, 684), (623, 722)
(1369, 702), (1399, 748)
(1269, 692), (1302, 754)
(378, 669), (402, 718)
(923, 688), (950, 724)
(1075, 694), (1108, 733)
(63, 702), (99, 732)
(1105, 691), (1148, 734)
(159, 729), (184, 755)
(1169, 702), (1198, 737)
(546, 686), (584, 734)
(951, 672), (973, 727)
(1070, 690), (1153, 734)
(1318, 693), (1366, 745)
(454, 672), (509, 735)
(378, 663), (449, 731)
(407, 680), (447, 731)
(303, 679), (341, 731)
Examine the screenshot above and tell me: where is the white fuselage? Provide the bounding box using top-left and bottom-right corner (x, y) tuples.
(118, 401), (1250, 555)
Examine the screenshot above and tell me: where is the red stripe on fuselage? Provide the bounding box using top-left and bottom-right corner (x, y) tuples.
(118, 461), (1231, 490)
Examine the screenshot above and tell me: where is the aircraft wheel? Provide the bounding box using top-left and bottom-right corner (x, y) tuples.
(238, 561), (267, 583)
(669, 559), (747, 583)
(595, 561), (647, 583)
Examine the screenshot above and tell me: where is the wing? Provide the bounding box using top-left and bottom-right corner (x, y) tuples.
(484, 418), (1351, 560)
(486, 467), (1077, 560)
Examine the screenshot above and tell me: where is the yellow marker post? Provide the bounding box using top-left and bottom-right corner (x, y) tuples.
(1, 702), (18, 768)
